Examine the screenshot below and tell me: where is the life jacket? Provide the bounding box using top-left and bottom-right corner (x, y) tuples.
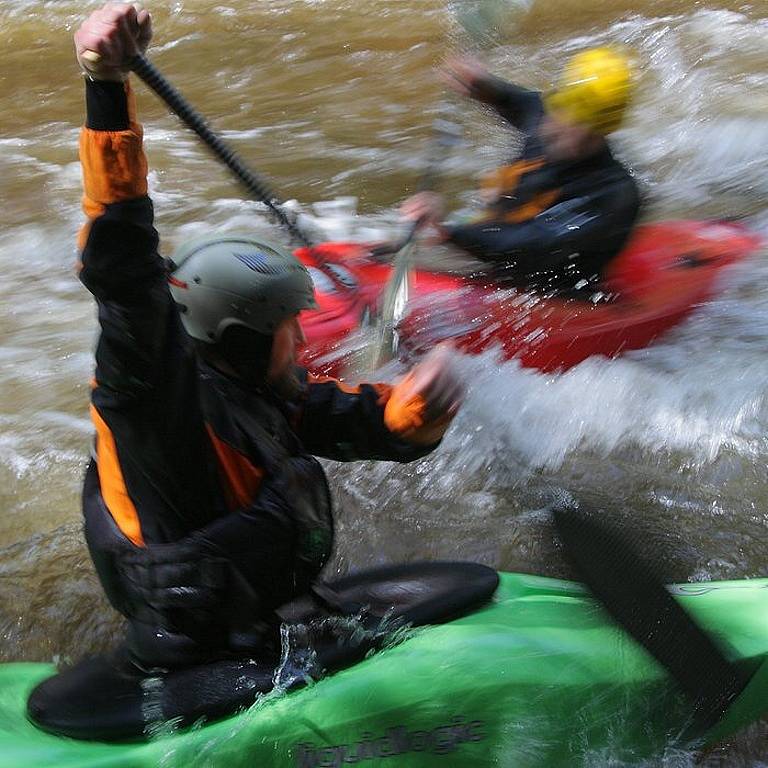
(197, 364), (335, 599)
(83, 364), (334, 667)
(478, 157), (561, 224)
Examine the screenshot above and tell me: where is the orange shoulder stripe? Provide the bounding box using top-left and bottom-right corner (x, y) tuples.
(205, 425), (264, 512)
(480, 158), (545, 196)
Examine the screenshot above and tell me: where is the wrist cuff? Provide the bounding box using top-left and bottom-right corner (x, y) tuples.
(85, 79), (130, 131)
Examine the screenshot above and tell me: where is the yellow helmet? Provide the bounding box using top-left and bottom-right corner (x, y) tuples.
(545, 47), (633, 135)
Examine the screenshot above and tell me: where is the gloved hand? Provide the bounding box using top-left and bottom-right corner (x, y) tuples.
(385, 342), (465, 445)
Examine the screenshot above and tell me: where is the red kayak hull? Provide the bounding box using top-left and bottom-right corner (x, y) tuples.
(295, 221), (761, 375)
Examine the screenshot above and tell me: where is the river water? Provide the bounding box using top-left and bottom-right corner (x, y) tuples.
(1, 0), (767, 763)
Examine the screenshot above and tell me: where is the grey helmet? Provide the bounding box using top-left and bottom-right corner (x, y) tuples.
(167, 234), (317, 342)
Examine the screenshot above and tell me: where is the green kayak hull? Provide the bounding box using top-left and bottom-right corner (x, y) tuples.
(1, 572), (767, 767)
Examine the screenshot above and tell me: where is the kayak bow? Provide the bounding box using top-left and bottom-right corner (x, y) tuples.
(3, 567), (767, 767)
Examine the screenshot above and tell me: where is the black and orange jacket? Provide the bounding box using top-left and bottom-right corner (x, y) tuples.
(78, 79), (438, 575)
(446, 75), (641, 289)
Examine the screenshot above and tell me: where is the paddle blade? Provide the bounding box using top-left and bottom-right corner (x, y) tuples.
(453, 0), (533, 48)
(553, 507), (750, 735)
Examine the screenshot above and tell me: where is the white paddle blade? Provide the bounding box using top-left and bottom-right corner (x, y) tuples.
(453, 0), (534, 47)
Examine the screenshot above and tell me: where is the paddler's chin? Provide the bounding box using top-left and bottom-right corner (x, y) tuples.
(540, 112), (604, 163)
(267, 366), (303, 400)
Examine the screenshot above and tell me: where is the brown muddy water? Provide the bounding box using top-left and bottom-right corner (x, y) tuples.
(1, 0), (768, 763)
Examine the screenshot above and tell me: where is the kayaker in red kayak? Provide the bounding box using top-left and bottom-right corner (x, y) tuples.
(73, 3), (463, 669)
(402, 49), (642, 295)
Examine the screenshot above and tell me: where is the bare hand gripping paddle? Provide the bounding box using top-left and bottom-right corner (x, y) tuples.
(82, 48), (363, 288)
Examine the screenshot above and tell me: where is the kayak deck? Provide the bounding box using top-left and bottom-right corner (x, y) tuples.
(1, 572), (767, 767)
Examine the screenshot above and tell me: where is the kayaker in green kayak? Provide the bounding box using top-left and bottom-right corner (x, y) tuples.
(402, 49), (642, 295)
(72, 3), (464, 670)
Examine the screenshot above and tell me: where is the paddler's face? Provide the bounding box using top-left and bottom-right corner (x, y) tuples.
(540, 112), (600, 162)
(267, 314), (306, 395)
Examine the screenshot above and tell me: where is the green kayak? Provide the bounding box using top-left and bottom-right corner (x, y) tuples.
(1, 569), (767, 767)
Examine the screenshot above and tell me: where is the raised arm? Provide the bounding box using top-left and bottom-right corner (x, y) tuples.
(74, 5), (178, 406)
(74, 5), (225, 552)
(443, 56), (543, 130)
(75, 3), (154, 284)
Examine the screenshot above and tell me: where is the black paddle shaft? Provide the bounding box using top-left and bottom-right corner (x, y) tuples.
(128, 53), (313, 249)
(553, 507), (750, 735)
(369, 115), (462, 259)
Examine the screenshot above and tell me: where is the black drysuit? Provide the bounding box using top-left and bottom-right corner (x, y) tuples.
(446, 75), (641, 292)
(78, 79), (438, 667)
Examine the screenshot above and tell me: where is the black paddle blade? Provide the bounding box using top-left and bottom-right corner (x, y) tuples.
(553, 507), (749, 735)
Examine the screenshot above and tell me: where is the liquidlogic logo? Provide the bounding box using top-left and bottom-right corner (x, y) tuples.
(293, 716), (486, 767)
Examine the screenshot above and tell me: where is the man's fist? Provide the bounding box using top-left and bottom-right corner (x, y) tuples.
(74, 3), (152, 80)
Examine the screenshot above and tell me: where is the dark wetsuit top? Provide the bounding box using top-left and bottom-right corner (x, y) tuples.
(78, 78), (440, 666)
(445, 75), (641, 293)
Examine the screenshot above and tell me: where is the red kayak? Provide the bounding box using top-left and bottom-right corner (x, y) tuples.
(295, 221), (761, 375)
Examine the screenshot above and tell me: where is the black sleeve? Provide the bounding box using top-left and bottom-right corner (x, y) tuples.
(80, 196), (164, 301)
(79, 198), (180, 402)
(467, 75), (544, 130)
(78, 77), (179, 402)
(293, 373), (436, 463)
(447, 177), (641, 272)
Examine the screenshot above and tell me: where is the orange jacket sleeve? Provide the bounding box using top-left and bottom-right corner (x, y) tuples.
(294, 371), (442, 462)
(77, 79), (148, 252)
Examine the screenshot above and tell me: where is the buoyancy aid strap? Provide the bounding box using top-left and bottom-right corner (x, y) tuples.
(89, 404), (145, 547)
(503, 189), (561, 223)
(480, 158), (544, 196)
(205, 424), (265, 512)
(478, 158), (561, 224)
